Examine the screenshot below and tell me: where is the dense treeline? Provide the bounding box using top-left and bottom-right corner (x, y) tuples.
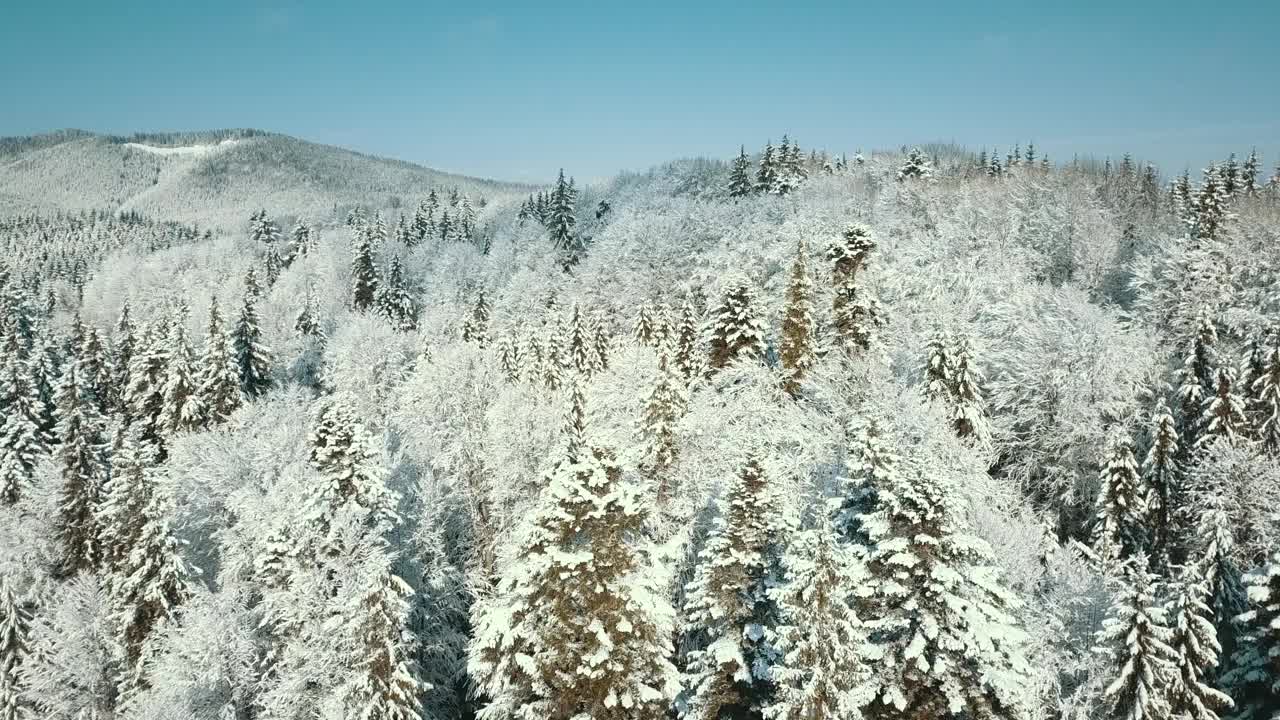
(0, 138), (1278, 720)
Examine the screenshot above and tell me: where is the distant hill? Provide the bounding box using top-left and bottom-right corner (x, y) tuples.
(0, 129), (533, 230)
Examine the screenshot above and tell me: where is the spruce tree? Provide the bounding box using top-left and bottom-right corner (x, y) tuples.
(1192, 166), (1230, 242)
(0, 332), (47, 505)
(895, 147), (933, 182)
(683, 456), (785, 720)
(307, 395), (396, 531)
(1224, 553), (1280, 720)
(757, 141), (779, 194)
(77, 325), (109, 414)
(1166, 564), (1233, 720)
(945, 335), (989, 443)
(1178, 313), (1219, 454)
(1198, 367), (1247, 448)
(767, 508), (873, 720)
(1142, 399), (1180, 564)
(1092, 430), (1147, 564)
(54, 360), (108, 577)
(829, 225), (883, 355)
(855, 431), (1029, 720)
(590, 315), (611, 373)
(110, 302), (137, 414)
(470, 389), (679, 720)
(674, 300), (700, 382)
(125, 319), (168, 446)
(633, 303), (657, 346)
(352, 225), (380, 312)
(295, 284), (325, 341)
(729, 145), (754, 198)
(779, 240), (815, 397)
(160, 306), (205, 435)
(1250, 333), (1280, 454)
(0, 577), (31, 720)
(566, 304), (593, 375)
(496, 333), (521, 383)
(547, 169), (579, 262)
(197, 298), (243, 424)
(376, 256), (419, 332)
(1095, 557), (1176, 720)
(639, 350), (685, 497)
(341, 553), (425, 720)
(1241, 148), (1260, 196)
(233, 294), (273, 399)
(1194, 492), (1247, 668)
(706, 280), (766, 373)
(461, 290), (491, 346)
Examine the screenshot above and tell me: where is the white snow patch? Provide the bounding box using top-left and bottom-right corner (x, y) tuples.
(124, 138), (240, 157)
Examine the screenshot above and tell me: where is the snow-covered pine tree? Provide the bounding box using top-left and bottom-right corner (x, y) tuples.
(1166, 563), (1234, 720)
(922, 330), (950, 403)
(0, 328), (49, 506)
(590, 314), (611, 373)
(1191, 166), (1230, 242)
(197, 298), (243, 425)
(779, 240), (815, 397)
(547, 169), (579, 262)
(674, 300), (700, 382)
(295, 284), (325, 341)
(1092, 429), (1148, 565)
(159, 305), (205, 435)
(125, 317), (169, 447)
(756, 141), (779, 194)
(250, 210), (282, 245)
(639, 349), (685, 498)
(1142, 398), (1180, 565)
(339, 549), (425, 720)
(1224, 553), (1280, 720)
(376, 256), (419, 332)
(1241, 148), (1260, 196)
(109, 302), (137, 414)
(233, 293), (272, 399)
(1177, 312), (1219, 455)
(496, 333), (520, 383)
(944, 335), (990, 443)
(77, 325), (109, 414)
(541, 326), (565, 391)
(54, 359), (108, 577)
(566, 304), (593, 375)
(461, 290), (491, 346)
(288, 221), (314, 262)
(1250, 333), (1280, 454)
(1193, 491), (1247, 670)
(828, 225), (883, 356)
(307, 394), (397, 536)
(633, 303), (658, 347)
(0, 577), (31, 720)
(1095, 557), (1176, 720)
(896, 147), (933, 182)
(682, 455), (785, 720)
(729, 145), (754, 198)
(706, 279), (766, 373)
(470, 388), (679, 720)
(766, 506), (873, 720)
(1198, 366), (1247, 449)
(352, 224), (380, 312)
(854, 429), (1029, 720)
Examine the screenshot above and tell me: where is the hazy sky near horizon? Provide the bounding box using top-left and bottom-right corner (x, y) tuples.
(2, 0), (1276, 183)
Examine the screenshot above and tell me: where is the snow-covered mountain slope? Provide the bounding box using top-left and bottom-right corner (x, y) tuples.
(0, 129), (530, 230)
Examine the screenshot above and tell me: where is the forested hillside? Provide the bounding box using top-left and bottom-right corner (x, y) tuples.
(1, 137), (1279, 720)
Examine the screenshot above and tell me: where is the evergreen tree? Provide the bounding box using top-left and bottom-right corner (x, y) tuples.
(639, 350), (685, 497)
(1224, 553), (1280, 720)
(54, 360), (108, 577)
(233, 294), (273, 399)
(922, 331), (950, 403)
(566, 304), (593, 375)
(77, 325), (109, 414)
(377, 256), (419, 332)
(633, 303), (658, 347)
(1194, 492), (1247, 668)
(1092, 430), (1148, 564)
(1095, 558), (1176, 720)
(895, 147), (933, 182)
(548, 169), (579, 261)
(0, 577), (31, 720)
(307, 394), (396, 537)
(1241, 148), (1260, 196)
(1198, 367), (1247, 448)
(341, 553), (425, 720)
(779, 241), (815, 397)
(110, 302), (137, 414)
(125, 319), (168, 446)
(470, 389), (679, 720)
(0, 332), (47, 505)
(1249, 333), (1280, 454)
(756, 141), (779, 194)
(706, 280), (766, 373)
(829, 225), (883, 355)
(461, 290), (491, 346)
(288, 221), (314, 262)
(590, 315), (611, 373)
(250, 210), (282, 245)
(988, 149), (1003, 178)
(728, 145), (754, 198)
(944, 335), (990, 443)
(1166, 564), (1233, 720)
(1191, 166), (1230, 242)
(1178, 313), (1219, 454)
(295, 284), (325, 341)
(197, 298), (243, 424)
(496, 333), (520, 383)
(766, 508), (873, 720)
(683, 456), (785, 720)
(160, 306), (205, 435)
(352, 225), (380, 312)
(1142, 399), (1180, 564)
(674, 300), (701, 382)
(855, 431), (1029, 720)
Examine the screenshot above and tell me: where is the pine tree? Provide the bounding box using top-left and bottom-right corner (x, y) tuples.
(1178, 313), (1219, 453)
(250, 210), (282, 245)
(352, 225), (380, 312)
(895, 147), (933, 182)
(1166, 564), (1233, 720)
(0, 577), (31, 720)
(674, 300), (700, 382)
(307, 395), (396, 533)
(729, 145), (754, 198)
(706, 280), (766, 373)
(110, 302), (137, 414)
(683, 456), (785, 720)
(541, 326), (565, 391)
(1142, 399), (1180, 564)
(470, 389), (679, 720)
(1224, 553), (1280, 720)
(1191, 166), (1230, 242)
(1250, 333), (1280, 454)
(1241, 148), (1260, 196)
(757, 141), (779, 194)
(922, 331), (950, 403)
(548, 169), (579, 262)
(944, 335), (990, 443)
(77, 325), (109, 414)
(1095, 557), (1176, 720)
(125, 319), (168, 447)
(461, 290), (491, 346)
(197, 298), (243, 424)
(566, 304), (593, 375)
(1194, 493), (1247, 668)
(1092, 430), (1148, 564)
(779, 241), (815, 397)
(377, 256), (419, 332)
(341, 554), (425, 720)
(1198, 367), (1247, 448)
(288, 221), (314, 261)
(829, 225), (883, 355)
(766, 508), (873, 720)
(160, 306), (205, 435)
(590, 315), (611, 374)
(633, 303), (658, 346)
(295, 284), (325, 341)
(233, 294), (273, 399)
(54, 360), (108, 577)
(639, 350), (685, 497)
(0, 332), (47, 505)
(855, 431), (1029, 720)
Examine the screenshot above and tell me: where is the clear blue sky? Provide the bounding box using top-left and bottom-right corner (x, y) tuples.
(2, 0), (1276, 182)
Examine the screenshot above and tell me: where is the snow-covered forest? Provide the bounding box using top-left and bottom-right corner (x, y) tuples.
(1, 135), (1279, 720)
